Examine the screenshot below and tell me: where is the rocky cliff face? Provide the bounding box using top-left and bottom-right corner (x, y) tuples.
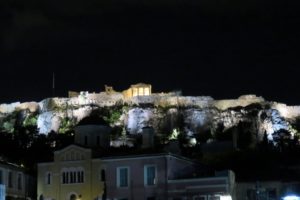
(0, 94), (299, 146)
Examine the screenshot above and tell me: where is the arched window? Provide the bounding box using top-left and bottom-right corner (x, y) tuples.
(70, 172), (74, 183)
(77, 171), (81, 182)
(70, 194), (77, 200)
(62, 172), (66, 184)
(62, 168), (84, 184)
(79, 171), (84, 183)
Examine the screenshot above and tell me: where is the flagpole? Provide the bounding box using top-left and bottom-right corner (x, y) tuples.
(52, 72), (55, 97)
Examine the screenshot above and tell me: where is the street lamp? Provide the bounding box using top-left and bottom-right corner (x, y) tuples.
(220, 195), (232, 200)
(282, 195), (300, 200)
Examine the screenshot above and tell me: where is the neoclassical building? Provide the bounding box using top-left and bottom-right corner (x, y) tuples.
(69, 83), (152, 99)
(38, 144), (235, 200)
(122, 83), (152, 99)
(0, 160), (35, 200)
(37, 145), (104, 200)
(38, 124), (235, 200)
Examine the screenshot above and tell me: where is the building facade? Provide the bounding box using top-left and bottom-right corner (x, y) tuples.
(38, 145), (235, 200)
(236, 181), (280, 200)
(37, 145), (104, 200)
(236, 181), (300, 200)
(0, 160), (35, 200)
(122, 83), (152, 99)
(101, 154), (235, 200)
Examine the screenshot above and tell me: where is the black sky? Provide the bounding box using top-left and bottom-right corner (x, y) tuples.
(0, 0), (299, 104)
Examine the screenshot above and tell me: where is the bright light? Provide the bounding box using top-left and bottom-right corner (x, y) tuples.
(283, 195), (300, 200)
(220, 195), (232, 200)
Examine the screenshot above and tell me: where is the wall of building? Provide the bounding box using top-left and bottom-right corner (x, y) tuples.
(167, 176), (229, 199)
(236, 181), (281, 200)
(38, 145), (104, 200)
(38, 144), (237, 200)
(102, 155), (168, 200)
(166, 155), (196, 180)
(0, 162), (32, 200)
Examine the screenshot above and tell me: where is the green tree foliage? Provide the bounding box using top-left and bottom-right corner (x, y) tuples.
(58, 117), (75, 134)
(0, 112), (18, 133)
(23, 114), (37, 127)
(105, 109), (122, 125)
(2, 121), (15, 133)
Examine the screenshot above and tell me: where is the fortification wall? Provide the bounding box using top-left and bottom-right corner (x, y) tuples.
(0, 102), (20, 113)
(68, 92), (124, 107)
(127, 95), (214, 108)
(128, 95), (158, 105)
(272, 103), (300, 119)
(177, 96), (214, 108)
(214, 95), (265, 110)
(16, 102), (39, 112)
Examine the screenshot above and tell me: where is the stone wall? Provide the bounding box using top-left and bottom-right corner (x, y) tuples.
(272, 103), (300, 119)
(214, 95), (265, 110)
(0, 102), (20, 113)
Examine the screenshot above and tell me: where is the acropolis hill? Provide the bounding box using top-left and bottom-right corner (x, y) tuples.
(1, 83), (300, 146)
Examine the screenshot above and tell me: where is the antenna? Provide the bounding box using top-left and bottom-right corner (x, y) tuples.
(52, 72), (55, 97)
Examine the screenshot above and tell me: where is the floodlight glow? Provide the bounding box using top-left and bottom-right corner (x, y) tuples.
(220, 195), (232, 200)
(282, 195), (300, 200)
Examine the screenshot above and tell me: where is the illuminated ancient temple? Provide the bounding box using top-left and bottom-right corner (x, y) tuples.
(122, 83), (152, 99)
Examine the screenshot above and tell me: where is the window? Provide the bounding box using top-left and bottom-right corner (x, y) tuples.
(17, 173), (22, 190)
(101, 169), (106, 181)
(117, 167), (129, 187)
(79, 171), (84, 183)
(97, 136), (100, 146)
(70, 171), (74, 183)
(77, 171), (81, 182)
(8, 171), (13, 188)
(84, 136), (88, 145)
(62, 169), (84, 184)
(46, 172), (52, 185)
(0, 170), (3, 184)
(144, 165), (156, 186)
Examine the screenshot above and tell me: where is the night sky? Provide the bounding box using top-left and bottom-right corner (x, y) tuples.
(0, 0), (299, 104)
